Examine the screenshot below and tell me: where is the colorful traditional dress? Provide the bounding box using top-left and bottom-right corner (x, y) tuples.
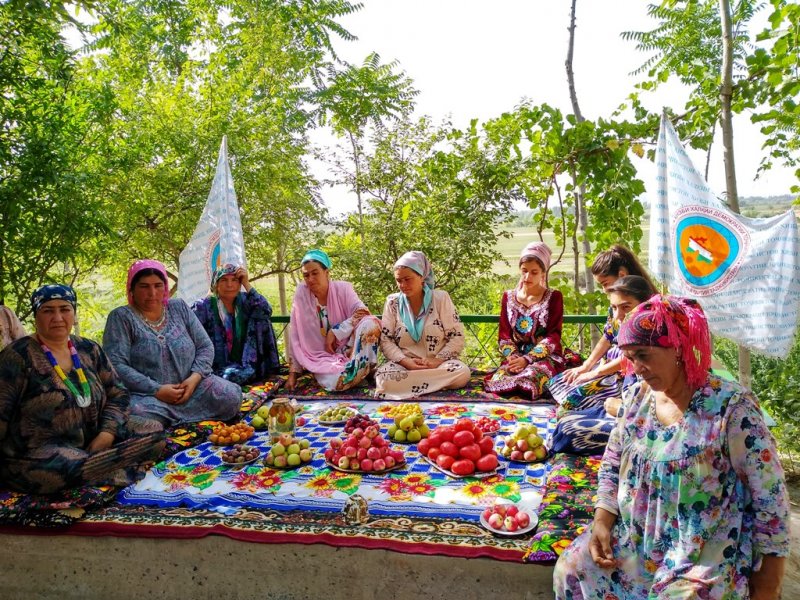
(548, 306), (624, 416)
(191, 288), (280, 385)
(553, 375), (790, 599)
(103, 299), (243, 426)
(375, 289), (470, 399)
(287, 281), (380, 391)
(0, 336), (164, 494)
(484, 288), (576, 399)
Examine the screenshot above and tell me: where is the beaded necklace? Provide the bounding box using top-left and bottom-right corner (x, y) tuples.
(135, 306), (168, 342)
(38, 337), (92, 408)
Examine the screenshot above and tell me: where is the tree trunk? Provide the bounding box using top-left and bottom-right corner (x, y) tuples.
(566, 0), (598, 346)
(348, 131), (367, 261)
(277, 244), (288, 315)
(718, 0), (751, 387)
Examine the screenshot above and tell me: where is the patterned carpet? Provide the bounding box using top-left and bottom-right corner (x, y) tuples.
(0, 381), (594, 564)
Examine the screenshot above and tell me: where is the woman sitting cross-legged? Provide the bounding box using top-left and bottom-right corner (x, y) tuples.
(375, 251), (470, 399)
(484, 241), (578, 400)
(553, 295), (789, 600)
(103, 260), (243, 426)
(0, 285), (164, 494)
(191, 264), (280, 385)
(285, 249), (381, 392)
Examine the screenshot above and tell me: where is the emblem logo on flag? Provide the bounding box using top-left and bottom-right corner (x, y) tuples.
(178, 136), (247, 304)
(650, 115), (800, 358)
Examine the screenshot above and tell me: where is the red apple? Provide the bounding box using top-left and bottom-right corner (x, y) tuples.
(384, 456), (396, 468)
(338, 456), (350, 469)
(352, 427), (364, 438)
(373, 458), (386, 471)
(488, 513), (504, 529)
(510, 450), (523, 461)
(367, 446), (381, 461)
(349, 457), (361, 470)
(358, 436), (371, 449)
(324, 448), (335, 462)
(344, 445), (357, 458)
(360, 458), (373, 472)
(330, 438), (343, 450)
(390, 450), (405, 463)
(503, 516), (519, 532)
(516, 511), (531, 528)
(506, 505), (519, 517)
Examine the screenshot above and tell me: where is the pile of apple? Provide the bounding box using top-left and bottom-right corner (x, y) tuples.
(250, 405), (270, 430)
(417, 418), (498, 476)
(324, 424), (406, 473)
(387, 412), (430, 443)
(499, 424), (548, 462)
(482, 502), (532, 533)
(264, 433), (314, 468)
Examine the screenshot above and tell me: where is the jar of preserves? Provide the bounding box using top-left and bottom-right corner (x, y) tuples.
(268, 397), (296, 443)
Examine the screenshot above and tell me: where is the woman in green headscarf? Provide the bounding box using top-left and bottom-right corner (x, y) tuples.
(375, 251), (470, 399)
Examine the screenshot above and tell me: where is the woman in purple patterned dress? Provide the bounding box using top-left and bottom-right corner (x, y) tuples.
(554, 296), (789, 600)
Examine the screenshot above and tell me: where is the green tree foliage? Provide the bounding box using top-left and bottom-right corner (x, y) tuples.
(0, 1), (116, 318)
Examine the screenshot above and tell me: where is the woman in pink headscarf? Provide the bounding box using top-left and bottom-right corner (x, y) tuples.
(103, 260), (243, 426)
(484, 242), (578, 399)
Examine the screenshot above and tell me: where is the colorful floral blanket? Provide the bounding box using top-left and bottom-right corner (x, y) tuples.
(523, 453), (601, 563)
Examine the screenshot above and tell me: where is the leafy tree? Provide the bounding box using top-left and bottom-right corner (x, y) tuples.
(0, 1), (116, 319)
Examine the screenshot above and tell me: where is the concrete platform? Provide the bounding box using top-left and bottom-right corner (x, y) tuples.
(0, 533), (556, 600)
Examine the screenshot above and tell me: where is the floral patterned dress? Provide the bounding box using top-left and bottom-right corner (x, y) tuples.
(484, 288), (576, 399)
(553, 374), (790, 599)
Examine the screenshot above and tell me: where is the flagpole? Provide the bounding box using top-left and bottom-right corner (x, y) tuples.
(718, 0), (751, 388)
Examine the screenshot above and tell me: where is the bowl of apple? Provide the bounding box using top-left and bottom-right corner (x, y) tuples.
(480, 501), (538, 536)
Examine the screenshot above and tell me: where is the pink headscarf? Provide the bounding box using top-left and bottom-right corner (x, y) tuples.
(519, 242), (552, 271)
(127, 259), (170, 306)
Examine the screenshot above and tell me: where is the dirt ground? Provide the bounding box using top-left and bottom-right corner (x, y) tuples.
(784, 477), (800, 598)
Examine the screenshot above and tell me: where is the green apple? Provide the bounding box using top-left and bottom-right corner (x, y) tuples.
(287, 453), (301, 466)
(412, 414), (425, 427)
(272, 442), (286, 456)
(387, 424), (398, 437)
(399, 416), (415, 432)
(299, 439), (310, 450)
(418, 424), (430, 438)
(257, 406), (270, 420)
(394, 429), (407, 442)
(287, 443), (301, 455)
(407, 429), (422, 443)
(299, 448), (312, 462)
(251, 415), (265, 429)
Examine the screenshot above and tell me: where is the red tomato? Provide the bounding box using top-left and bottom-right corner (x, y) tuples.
(458, 443), (482, 462)
(455, 418), (474, 433)
(450, 459), (476, 476)
(476, 454), (499, 472)
(471, 427), (484, 442)
(436, 453), (455, 470)
(440, 441), (459, 458)
(478, 436), (495, 454)
(438, 427), (455, 443)
(427, 433), (443, 448)
(427, 447), (441, 461)
(417, 438), (431, 456)
(453, 430), (475, 448)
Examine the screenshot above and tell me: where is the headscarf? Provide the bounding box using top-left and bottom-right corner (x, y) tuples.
(394, 251), (436, 342)
(209, 263), (246, 362)
(617, 294), (712, 389)
(126, 259), (169, 306)
(211, 263), (239, 293)
(519, 241), (552, 271)
(31, 284), (77, 315)
(301, 249), (332, 270)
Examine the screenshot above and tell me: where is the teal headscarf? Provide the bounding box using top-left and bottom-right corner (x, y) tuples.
(394, 251), (435, 342)
(301, 249), (332, 270)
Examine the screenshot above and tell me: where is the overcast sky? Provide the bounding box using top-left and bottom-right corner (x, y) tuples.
(312, 0), (795, 215)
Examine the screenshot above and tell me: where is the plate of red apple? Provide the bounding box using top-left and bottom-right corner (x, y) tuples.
(473, 416), (502, 438)
(324, 424), (407, 474)
(418, 418), (501, 479)
(480, 502), (538, 536)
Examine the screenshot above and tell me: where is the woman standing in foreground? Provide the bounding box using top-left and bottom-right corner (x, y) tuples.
(553, 295), (789, 599)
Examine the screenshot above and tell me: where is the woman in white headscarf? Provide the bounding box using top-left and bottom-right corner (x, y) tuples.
(375, 251), (470, 399)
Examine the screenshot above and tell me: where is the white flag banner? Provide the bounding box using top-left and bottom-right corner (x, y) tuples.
(178, 136), (247, 304)
(650, 115), (800, 358)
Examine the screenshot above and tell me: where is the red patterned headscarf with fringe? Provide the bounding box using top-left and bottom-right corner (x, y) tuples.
(617, 294), (712, 389)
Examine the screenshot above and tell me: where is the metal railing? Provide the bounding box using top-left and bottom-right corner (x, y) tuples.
(270, 314), (607, 369)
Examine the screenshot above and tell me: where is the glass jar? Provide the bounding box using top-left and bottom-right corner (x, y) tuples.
(268, 397), (295, 443)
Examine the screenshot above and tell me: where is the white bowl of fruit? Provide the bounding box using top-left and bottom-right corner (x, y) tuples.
(480, 501), (538, 536)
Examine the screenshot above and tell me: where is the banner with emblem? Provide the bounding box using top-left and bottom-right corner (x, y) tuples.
(178, 136), (247, 305)
(650, 115), (800, 358)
